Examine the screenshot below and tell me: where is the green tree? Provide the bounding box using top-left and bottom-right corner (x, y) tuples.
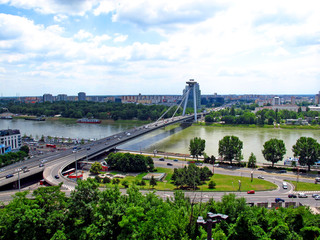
(90, 161), (102, 174)
(19, 145), (29, 155)
(218, 136), (243, 165)
(292, 137), (320, 171)
(208, 180), (216, 189)
(262, 138), (286, 167)
(189, 137), (206, 160)
(149, 176), (157, 188)
(247, 152), (257, 168)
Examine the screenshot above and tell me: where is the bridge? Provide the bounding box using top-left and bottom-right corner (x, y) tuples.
(0, 113), (205, 189)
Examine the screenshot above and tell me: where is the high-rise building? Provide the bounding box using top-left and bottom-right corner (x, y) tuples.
(272, 97), (280, 106)
(78, 92), (86, 101)
(0, 129), (21, 155)
(43, 93), (54, 103)
(56, 94), (68, 101)
(315, 91), (320, 105)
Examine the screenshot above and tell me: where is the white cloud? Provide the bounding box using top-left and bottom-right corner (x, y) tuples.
(1, 0), (98, 16)
(53, 14), (68, 22)
(93, 0), (116, 16)
(0, 1), (320, 95)
(74, 30), (93, 40)
(113, 34), (127, 43)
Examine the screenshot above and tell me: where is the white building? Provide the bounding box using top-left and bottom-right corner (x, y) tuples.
(0, 129), (22, 155)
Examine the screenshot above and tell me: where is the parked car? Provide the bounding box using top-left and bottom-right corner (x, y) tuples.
(39, 163), (44, 167)
(247, 190), (255, 194)
(173, 159), (178, 162)
(23, 169), (30, 173)
(312, 194), (319, 198)
(278, 170), (287, 173)
(315, 177), (320, 182)
(288, 194), (297, 198)
(258, 175), (264, 179)
(167, 163), (173, 166)
(275, 198), (285, 203)
(315, 196), (320, 200)
(257, 168), (265, 171)
(298, 193), (308, 198)
(54, 175), (60, 179)
(159, 158), (165, 161)
(6, 174), (14, 178)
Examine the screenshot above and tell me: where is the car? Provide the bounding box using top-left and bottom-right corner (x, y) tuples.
(247, 190), (255, 194)
(23, 169), (30, 173)
(87, 147), (91, 150)
(0, 168), (5, 172)
(312, 194), (319, 198)
(298, 193), (308, 198)
(214, 164), (219, 167)
(315, 196), (320, 200)
(258, 175), (264, 179)
(159, 158), (165, 161)
(275, 198), (285, 203)
(167, 163), (173, 166)
(6, 174), (14, 178)
(173, 159), (178, 162)
(315, 177), (320, 182)
(288, 194), (297, 198)
(54, 175), (60, 179)
(195, 162), (203, 166)
(39, 163), (44, 167)
(22, 166), (28, 170)
(282, 182), (288, 189)
(257, 168), (265, 171)
(227, 166), (233, 169)
(278, 170), (287, 173)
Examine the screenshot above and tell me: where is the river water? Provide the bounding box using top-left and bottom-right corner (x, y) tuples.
(1, 119), (319, 164)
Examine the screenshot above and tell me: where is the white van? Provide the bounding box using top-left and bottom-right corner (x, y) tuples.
(282, 182), (288, 189)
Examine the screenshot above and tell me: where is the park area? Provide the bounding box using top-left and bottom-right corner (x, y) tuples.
(96, 167), (277, 192)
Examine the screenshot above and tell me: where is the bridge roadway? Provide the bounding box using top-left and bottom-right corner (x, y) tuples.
(0, 113), (204, 189)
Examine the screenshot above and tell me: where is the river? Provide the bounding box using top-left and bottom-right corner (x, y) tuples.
(1, 119), (319, 164)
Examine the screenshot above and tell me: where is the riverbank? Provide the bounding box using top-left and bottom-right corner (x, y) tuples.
(195, 122), (320, 130)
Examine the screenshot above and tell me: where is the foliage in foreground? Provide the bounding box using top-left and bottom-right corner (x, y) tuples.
(0, 180), (319, 240)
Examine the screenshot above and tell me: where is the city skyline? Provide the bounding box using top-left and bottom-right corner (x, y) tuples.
(0, 1), (319, 96)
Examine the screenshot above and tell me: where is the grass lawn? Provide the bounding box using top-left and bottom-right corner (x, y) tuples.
(285, 180), (320, 191)
(102, 168), (277, 192)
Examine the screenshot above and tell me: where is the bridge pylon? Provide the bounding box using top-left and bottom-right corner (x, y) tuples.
(182, 79), (199, 122)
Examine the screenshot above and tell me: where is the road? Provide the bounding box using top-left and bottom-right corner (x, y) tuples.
(1, 156), (320, 209)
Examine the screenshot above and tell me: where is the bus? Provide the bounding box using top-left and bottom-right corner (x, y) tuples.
(46, 144), (56, 149)
(62, 168), (75, 176)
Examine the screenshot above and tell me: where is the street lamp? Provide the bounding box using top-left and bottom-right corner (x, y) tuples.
(197, 213), (228, 240)
(15, 168), (21, 191)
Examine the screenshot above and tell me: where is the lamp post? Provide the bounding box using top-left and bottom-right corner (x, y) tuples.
(197, 213), (228, 240)
(75, 150), (78, 180)
(15, 168), (21, 191)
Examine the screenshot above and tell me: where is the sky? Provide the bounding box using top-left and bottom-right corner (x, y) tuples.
(0, 0), (319, 97)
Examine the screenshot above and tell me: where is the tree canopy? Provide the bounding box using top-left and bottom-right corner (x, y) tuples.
(262, 138), (286, 167)
(292, 137), (320, 171)
(189, 137), (206, 160)
(106, 152), (154, 172)
(218, 136), (243, 165)
(0, 182), (319, 239)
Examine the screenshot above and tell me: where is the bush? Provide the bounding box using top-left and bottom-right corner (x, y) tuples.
(208, 180), (216, 189)
(122, 180), (129, 188)
(103, 177), (111, 184)
(140, 180), (146, 186)
(112, 178), (120, 184)
(95, 175), (101, 183)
